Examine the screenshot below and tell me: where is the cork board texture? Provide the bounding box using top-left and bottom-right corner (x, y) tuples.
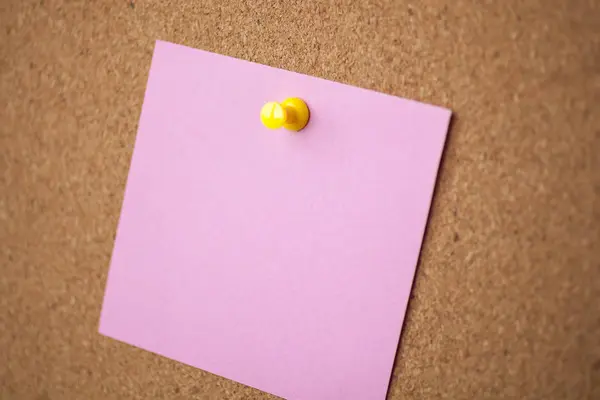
(1, 0), (598, 399)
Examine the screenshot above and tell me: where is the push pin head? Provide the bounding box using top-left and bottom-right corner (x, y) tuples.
(260, 98), (310, 132)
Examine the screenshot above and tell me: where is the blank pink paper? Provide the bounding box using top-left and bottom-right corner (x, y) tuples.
(100, 40), (451, 400)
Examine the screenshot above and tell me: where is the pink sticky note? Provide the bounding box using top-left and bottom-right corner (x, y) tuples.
(100, 40), (451, 400)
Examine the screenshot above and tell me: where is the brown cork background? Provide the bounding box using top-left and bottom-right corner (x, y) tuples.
(1, 0), (599, 399)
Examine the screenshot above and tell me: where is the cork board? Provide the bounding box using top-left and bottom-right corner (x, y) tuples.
(1, 1), (598, 399)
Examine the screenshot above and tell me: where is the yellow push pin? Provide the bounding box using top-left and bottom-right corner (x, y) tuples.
(260, 98), (310, 132)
